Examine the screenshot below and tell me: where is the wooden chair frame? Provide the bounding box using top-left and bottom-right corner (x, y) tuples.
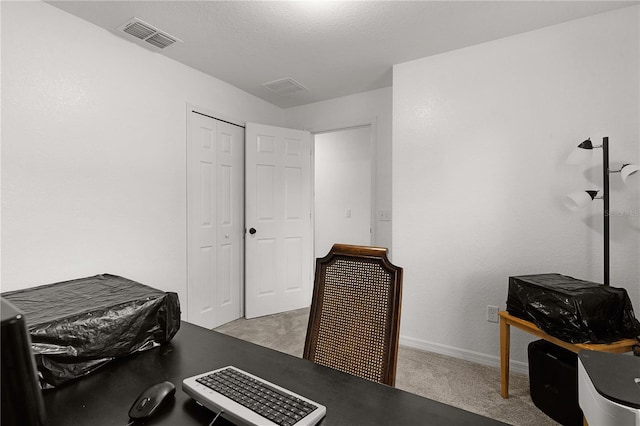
(303, 244), (403, 386)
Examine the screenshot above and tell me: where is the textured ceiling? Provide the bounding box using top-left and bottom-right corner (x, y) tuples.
(47, 1), (638, 108)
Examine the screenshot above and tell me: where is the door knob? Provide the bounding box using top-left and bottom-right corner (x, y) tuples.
(249, 228), (257, 235)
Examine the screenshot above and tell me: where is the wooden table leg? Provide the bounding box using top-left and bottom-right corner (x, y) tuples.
(497, 310), (637, 399)
(500, 314), (510, 398)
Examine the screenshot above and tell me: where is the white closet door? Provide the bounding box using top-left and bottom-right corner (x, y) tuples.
(187, 110), (244, 328)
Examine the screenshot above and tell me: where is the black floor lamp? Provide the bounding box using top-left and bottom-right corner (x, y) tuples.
(562, 137), (638, 286)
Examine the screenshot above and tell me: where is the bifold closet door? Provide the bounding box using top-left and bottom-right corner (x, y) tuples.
(187, 110), (244, 329)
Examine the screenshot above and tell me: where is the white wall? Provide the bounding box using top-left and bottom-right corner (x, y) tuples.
(393, 6), (639, 370)
(1, 1), (285, 311)
(286, 87), (393, 255)
(3, 1), (638, 371)
(314, 127), (372, 257)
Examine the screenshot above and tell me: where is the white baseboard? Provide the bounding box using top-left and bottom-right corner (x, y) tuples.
(399, 335), (529, 375)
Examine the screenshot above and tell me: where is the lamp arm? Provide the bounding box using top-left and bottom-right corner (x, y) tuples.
(610, 164), (635, 173)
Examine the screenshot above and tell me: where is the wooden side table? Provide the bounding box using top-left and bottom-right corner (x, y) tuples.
(499, 310), (638, 398)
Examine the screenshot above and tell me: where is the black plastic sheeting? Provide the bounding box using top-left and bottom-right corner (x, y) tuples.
(1, 274), (180, 388)
(507, 274), (640, 344)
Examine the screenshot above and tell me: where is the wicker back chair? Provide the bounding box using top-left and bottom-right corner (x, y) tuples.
(303, 244), (403, 386)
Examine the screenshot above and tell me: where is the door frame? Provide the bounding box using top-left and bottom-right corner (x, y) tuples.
(309, 118), (378, 259)
(185, 103), (247, 322)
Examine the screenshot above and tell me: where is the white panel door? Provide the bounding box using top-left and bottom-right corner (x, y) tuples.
(187, 110), (244, 329)
(245, 123), (312, 319)
(215, 120), (244, 326)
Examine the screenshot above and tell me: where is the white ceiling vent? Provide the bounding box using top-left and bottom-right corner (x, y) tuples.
(116, 17), (182, 51)
(263, 77), (308, 95)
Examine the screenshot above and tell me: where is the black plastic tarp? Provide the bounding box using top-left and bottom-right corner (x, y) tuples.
(2, 274), (180, 388)
(507, 273), (640, 344)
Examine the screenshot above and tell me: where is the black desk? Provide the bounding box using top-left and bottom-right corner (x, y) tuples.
(43, 322), (506, 425)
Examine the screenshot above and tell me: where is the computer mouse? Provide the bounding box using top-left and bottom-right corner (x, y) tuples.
(128, 381), (176, 420)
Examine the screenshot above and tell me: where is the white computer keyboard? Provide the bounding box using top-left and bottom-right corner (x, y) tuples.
(182, 366), (326, 426)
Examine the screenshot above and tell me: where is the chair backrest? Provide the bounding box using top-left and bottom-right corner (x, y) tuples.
(303, 244), (403, 386)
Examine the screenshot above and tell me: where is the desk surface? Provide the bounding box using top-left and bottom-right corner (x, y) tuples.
(43, 321), (505, 425)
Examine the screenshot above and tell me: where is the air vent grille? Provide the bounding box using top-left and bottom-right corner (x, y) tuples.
(117, 17), (181, 50)
(123, 21), (155, 39)
(146, 33), (177, 49)
(263, 77), (308, 95)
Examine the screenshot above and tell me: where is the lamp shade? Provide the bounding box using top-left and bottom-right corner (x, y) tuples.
(562, 190), (599, 210)
(620, 163), (639, 183)
(565, 138), (596, 165)
(577, 138), (594, 150)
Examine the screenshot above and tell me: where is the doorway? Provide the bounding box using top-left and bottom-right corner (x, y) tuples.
(313, 126), (373, 258)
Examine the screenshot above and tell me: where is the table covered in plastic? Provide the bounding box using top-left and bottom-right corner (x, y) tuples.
(2, 274), (180, 388)
(507, 273), (640, 344)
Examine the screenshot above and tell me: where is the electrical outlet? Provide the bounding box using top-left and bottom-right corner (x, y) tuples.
(487, 305), (499, 323)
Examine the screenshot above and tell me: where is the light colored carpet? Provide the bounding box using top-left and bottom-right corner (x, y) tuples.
(215, 308), (559, 426)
